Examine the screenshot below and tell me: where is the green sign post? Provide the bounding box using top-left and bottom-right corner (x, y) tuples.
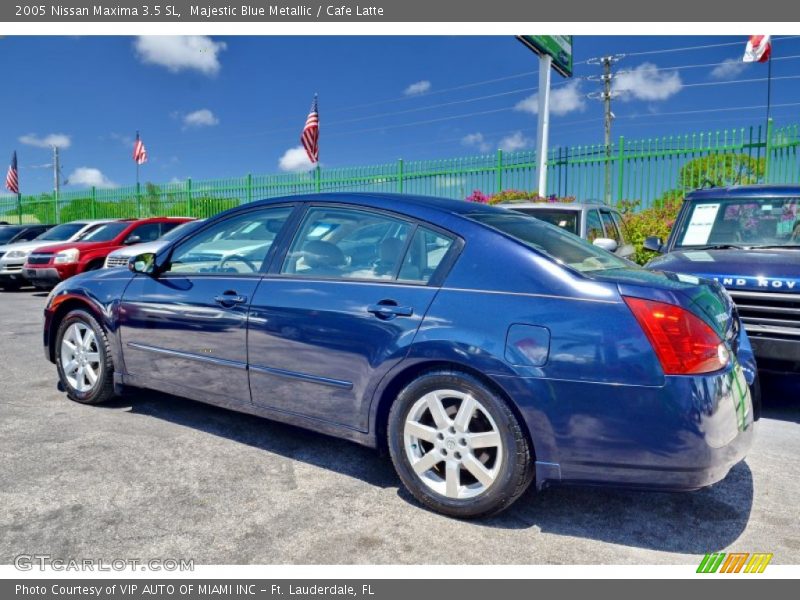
(517, 35), (573, 78)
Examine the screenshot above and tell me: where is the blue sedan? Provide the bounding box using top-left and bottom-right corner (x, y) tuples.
(43, 193), (756, 518)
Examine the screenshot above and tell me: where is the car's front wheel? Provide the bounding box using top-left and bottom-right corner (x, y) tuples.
(388, 370), (534, 518)
(55, 309), (115, 405)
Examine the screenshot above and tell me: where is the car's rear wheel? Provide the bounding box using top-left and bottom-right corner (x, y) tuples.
(388, 370), (534, 518)
(55, 309), (115, 405)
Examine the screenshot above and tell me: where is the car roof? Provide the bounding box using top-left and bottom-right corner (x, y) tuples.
(498, 201), (609, 211)
(246, 192), (533, 219)
(686, 184), (800, 200)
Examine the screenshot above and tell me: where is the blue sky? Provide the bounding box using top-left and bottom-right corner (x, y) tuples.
(2, 35), (799, 194)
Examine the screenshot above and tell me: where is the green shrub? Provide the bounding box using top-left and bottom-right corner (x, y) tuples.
(621, 198), (683, 265)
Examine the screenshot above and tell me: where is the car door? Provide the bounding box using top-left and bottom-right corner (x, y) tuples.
(247, 204), (459, 431)
(610, 210), (636, 259)
(118, 205), (296, 407)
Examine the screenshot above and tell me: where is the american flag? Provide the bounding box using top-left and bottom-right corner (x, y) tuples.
(301, 95), (319, 164)
(133, 131), (148, 165)
(5, 151), (19, 194)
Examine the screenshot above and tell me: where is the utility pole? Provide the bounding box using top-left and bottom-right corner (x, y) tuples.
(588, 54), (624, 204)
(53, 146), (61, 223)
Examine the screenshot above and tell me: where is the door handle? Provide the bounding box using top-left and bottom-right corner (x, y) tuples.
(367, 301), (414, 320)
(214, 292), (248, 307)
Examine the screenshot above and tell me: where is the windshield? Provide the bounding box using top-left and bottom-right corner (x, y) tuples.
(469, 211), (630, 273)
(675, 197), (800, 248)
(77, 222), (130, 242)
(34, 222), (86, 241)
(511, 208), (580, 235)
(0, 227), (23, 243)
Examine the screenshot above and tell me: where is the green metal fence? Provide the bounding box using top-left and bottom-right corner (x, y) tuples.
(2, 120), (798, 225)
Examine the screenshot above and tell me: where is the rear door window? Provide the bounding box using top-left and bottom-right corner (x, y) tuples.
(585, 209), (604, 242)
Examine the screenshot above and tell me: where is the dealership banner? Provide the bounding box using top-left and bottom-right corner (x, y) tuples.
(1, 0), (799, 22)
(3, 579), (797, 599)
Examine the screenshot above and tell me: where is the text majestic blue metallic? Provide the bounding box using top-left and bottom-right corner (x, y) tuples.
(646, 185), (800, 376)
(43, 193), (756, 518)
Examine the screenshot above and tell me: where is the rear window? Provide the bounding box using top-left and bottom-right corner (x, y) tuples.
(469, 211), (630, 273)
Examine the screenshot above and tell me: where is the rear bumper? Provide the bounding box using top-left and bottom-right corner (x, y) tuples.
(500, 363), (755, 492)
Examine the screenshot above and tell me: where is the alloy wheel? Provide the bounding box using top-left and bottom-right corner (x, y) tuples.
(60, 322), (102, 394)
(403, 389), (504, 500)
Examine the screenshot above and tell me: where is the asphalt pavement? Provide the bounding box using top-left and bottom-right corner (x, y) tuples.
(1, 289), (798, 565)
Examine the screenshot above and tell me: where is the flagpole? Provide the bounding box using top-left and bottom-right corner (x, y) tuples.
(766, 52), (773, 125)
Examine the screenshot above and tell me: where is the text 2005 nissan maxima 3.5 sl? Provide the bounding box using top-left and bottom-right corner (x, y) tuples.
(43, 193), (756, 518)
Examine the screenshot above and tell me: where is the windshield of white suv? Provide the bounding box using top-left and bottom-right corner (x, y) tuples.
(675, 197), (800, 248)
(34, 222), (87, 241)
(469, 211), (630, 273)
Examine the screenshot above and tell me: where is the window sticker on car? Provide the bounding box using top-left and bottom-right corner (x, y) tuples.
(683, 203), (721, 245)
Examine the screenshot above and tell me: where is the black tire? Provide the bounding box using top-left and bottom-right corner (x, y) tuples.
(55, 309), (116, 405)
(387, 370), (534, 519)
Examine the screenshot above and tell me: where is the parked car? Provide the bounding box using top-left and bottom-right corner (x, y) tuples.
(645, 184), (800, 379)
(24, 217), (193, 289)
(103, 219), (202, 268)
(43, 193), (755, 518)
(499, 201), (635, 260)
(0, 220), (116, 290)
(0, 223), (53, 246)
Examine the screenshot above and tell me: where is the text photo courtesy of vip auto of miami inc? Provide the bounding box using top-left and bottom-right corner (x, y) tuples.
(0, 31), (798, 579)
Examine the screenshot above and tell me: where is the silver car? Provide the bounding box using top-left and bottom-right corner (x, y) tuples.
(498, 201), (635, 260)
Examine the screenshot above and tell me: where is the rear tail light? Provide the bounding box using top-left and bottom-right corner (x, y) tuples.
(623, 296), (729, 375)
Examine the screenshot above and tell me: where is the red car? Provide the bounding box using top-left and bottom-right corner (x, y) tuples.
(24, 217), (193, 289)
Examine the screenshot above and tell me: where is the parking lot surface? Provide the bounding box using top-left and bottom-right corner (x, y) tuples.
(1, 289), (798, 565)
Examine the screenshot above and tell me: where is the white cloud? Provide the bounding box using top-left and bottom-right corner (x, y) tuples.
(183, 108), (219, 128)
(67, 167), (117, 189)
(613, 63), (682, 102)
(19, 133), (71, 149)
(134, 36), (226, 76)
(498, 131), (531, 153)
(461, 132), (491, 153)
(711, 58), (748, 80)
(404, 80), (431, 96)
(278, 146), (314, 173)
(514, 80), (586, 116)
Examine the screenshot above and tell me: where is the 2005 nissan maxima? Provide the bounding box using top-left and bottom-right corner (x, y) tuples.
(43, 193), (757, 518)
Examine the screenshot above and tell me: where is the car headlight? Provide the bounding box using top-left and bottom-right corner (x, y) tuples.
(6, 249), (29, 259)
(54, 248), (80, 264)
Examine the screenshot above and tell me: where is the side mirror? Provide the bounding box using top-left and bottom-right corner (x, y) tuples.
(124, 235), (142, 246)
(593, 237), (618, 252)
(643, 236), (664, 253)
(128, 252), (156, 275)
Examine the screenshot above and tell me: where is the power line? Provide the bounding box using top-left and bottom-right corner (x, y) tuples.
(621, 35), (800, 58)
